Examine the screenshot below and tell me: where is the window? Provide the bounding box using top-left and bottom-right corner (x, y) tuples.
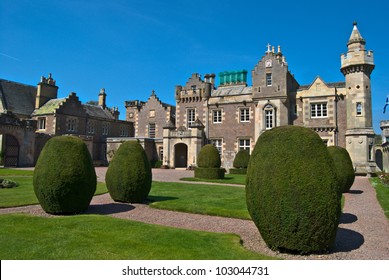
(148, 123), (156, 138)
(213, 110), (222, 123)
(266, 73), (272, 86)
(240, 108), (250, 122)
(67, 118), (76, 132)
(87, 121), (95, 134)
(38, 118), (46, 130)
(149, 110), (155, 118)
(356, 102), (362, 116)
(120, 126), (129, 137)
(311, 103), (327, 118)
(102, 123), (109, 136)
(239, 139), (250, 153)
(264, 104), (275, 129)
(187, 109), (195, 127)
(212, 139), (223, 155)
(159, 147), (163, 161)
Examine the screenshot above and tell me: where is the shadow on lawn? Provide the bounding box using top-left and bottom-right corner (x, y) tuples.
(146, 195), (178, 203)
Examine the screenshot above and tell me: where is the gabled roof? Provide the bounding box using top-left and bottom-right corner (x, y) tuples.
(0, 79), (36, 117)
(32, 98), (66, 115)
(299, 76), (345, 90)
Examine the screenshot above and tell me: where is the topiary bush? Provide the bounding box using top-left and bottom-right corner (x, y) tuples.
(328, 146), (355, 193)
(246, 126), (341, 254)
(33, 136), (97, 214)
(197, 144), (221, 168)
(195, 144), (224, 179)
(233, 149), (250, 169)
(106, 141), (152, 203)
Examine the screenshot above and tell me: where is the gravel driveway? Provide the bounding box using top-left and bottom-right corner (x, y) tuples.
(1, 168), (389, 260)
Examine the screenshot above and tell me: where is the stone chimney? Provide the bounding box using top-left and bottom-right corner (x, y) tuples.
(98, 88), (107, 108)
(35, 73), (58, 109)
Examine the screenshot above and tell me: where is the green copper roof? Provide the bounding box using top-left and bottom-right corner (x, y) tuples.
(32, 98), (66, 115)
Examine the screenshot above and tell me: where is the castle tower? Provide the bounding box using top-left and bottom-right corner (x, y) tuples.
(341, 22), (376, 174)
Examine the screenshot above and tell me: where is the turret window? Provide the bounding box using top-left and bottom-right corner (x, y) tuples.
(356, 102), (363, 116)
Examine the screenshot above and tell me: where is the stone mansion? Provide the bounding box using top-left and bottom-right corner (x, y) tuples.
(0, 23), (377, 174)
(124, 23), (376, 174)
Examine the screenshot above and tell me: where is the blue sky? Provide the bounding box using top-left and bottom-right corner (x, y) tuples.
(1, 0), (388, 133)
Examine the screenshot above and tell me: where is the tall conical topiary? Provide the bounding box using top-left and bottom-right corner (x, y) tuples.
(246, 126), (341, 254)
(106, 141), (152, 203)
(328, 146), (355, 193)
(195, 144), (224, 179)
(33, 136), (97, 214)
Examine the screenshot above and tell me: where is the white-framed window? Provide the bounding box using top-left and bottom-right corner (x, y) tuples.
(266, 73), (272, 86)
(240, 108), (250, 122)
(102, 123), (109, 136)
(311, 103), (327, 118)
(213, 110), (222, 123)
(38, 118), (46, 130)
(187, 109), (195, 127)
(264, 104), (275, 129)
(239, 139), (251, 153)
(87, 121), (95, 134)
(148, 123), (156, 138)
(67, 118), (77, 132)
(212, 139), (223, 155)
(356, 102), (363, 116)
(149, 110), (155, 118)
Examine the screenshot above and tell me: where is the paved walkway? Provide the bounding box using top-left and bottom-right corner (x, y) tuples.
(2, 168), (389, 259)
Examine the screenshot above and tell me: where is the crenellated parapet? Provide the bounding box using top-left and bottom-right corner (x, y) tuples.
(175, 73), (214, 102)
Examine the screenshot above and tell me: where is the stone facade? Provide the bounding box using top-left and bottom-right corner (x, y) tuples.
(0, 75), (133, 166)
(130, 23), (376, 174)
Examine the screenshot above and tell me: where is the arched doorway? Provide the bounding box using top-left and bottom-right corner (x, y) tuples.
(2, 134), (19, 167)
(174, 143), (188, 168)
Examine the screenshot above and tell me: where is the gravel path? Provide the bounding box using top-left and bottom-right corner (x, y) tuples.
(1, 168), (389, 260)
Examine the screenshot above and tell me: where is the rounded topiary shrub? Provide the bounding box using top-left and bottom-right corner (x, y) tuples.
(105, 141), (152, 203)
(328, 146), (355, 193)
(197, 144), (221, 168)
(33, 136), (97, 214)
(195, 144), (224, 179)
(233, 149), (250, 169)
(246, 126), (341, 254)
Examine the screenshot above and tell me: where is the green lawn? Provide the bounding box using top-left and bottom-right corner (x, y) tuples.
(180, 174), (246, 185)
(0, 214), (275, 260)
(0, 169), (250, 219)
(149, 181), (250, 219)
(369, 177), (389, 219)
(0, 169), (107, 208)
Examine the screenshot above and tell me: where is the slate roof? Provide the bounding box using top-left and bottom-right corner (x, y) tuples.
(0, 79), (36, 117)
(212, 85), (252, 97)
(84, 104), (115, 120)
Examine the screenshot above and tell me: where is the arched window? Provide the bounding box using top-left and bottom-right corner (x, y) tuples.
(264, 104), (275, 129)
